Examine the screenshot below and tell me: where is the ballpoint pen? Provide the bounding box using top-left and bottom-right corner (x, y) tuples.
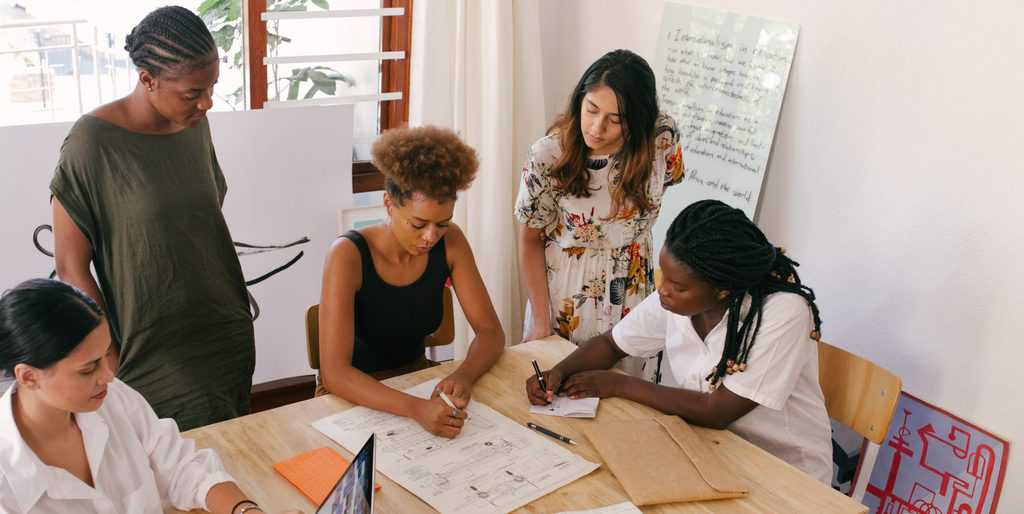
(438, 390), (470, 420)
(531, 359), (548, 392)
(526, 421), (577, 445)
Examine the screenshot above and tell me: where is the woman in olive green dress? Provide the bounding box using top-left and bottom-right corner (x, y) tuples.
(50, 6), (253, 430)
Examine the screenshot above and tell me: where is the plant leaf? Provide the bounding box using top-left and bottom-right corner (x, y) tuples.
(197, 0), (228, 15)
(211, 25), (236, 53)
(227, 0), (242, 21)
(311, 0), (330, 9)
(311, 66), (356, 87)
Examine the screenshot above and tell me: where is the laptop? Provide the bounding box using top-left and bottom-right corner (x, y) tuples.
(316, 434), (376, 514)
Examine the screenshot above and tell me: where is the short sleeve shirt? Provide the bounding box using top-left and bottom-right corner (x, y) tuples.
(612, 292), (834, 483)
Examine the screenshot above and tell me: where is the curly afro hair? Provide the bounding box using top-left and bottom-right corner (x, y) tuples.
(371, 126), (479, 205)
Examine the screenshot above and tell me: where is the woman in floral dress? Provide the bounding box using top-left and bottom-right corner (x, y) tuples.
(515, 49), (685, 379)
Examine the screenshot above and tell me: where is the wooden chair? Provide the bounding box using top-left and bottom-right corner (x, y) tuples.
(305, 287), (456, 390)
(818, 340), (901, 503)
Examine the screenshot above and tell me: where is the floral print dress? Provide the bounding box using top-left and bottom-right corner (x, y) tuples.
(515, 113), (685, 379)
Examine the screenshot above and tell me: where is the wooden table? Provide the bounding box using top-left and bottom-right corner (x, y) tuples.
(172, 337), (867, 514)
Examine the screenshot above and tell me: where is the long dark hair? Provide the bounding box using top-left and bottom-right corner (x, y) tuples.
(549, 49), (660, 216)
(124, 6), (217, 77)
(0, 279), (103, 376)
(664, 200), (822, 388)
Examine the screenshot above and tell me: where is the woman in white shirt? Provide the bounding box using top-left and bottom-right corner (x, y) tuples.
(0, 279), (301, 514)
(525, 200), (834, 483)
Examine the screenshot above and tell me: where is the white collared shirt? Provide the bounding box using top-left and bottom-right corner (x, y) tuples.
(612, 291), (834, 484)
(0, 379), (234, 514)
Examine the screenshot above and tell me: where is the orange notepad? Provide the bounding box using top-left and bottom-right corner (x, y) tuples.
(273, 447), (380, 506)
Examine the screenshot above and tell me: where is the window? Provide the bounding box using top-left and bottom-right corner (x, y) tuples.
(0, 1), (408, 192)
(245, 0), (411, 192)
(0, 1), (246, 126)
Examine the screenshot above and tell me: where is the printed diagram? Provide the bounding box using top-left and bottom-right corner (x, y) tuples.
(864, 393), (1008, 514)
(313, 378), (599, 514)
(374, 411), (500, 462)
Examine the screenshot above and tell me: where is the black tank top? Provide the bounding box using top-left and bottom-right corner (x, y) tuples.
(342, 230), (450, 373)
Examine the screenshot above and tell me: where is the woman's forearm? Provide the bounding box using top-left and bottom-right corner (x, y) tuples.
(553, 332), (625, 377)
(452, 327), (505, 382)
(615, 378), (726, 427)
(205, 481), (260, 514)
(58, 271), (106, 310)
(518, 228), (552, 325)
(323, 365), (423, 418)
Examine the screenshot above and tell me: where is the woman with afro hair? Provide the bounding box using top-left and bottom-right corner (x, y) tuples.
(318, 126), (505, 439)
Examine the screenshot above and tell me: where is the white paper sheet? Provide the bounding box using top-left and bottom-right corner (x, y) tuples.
(312, 378), (599, 514)
(557, 501), (643, 514)
(529, 395), (599, 418)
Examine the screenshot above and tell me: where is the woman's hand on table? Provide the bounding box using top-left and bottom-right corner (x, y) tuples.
(433, 371), (473, 408)
(525, 367), (565, 405)
(412, 396), (466, 438)
(561, 370), (626, 399)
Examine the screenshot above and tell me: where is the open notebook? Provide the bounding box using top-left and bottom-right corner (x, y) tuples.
(529, 395), (599, 418)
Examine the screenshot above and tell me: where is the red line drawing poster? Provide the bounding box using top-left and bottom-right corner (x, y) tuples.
(864, 392), (1009, 514)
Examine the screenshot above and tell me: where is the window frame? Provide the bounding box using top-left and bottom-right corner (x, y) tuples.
(245, 0), (411, 193)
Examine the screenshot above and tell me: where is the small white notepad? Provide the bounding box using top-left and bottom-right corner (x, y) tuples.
(557, 501), (642, 514)
(529, 395), (599, 418)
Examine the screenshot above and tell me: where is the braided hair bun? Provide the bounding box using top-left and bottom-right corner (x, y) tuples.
(124, 6), (216, 76)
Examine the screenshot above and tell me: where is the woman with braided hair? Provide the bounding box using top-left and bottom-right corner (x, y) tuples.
(526, 200), (833, 483)
(50, 6), (254, 430)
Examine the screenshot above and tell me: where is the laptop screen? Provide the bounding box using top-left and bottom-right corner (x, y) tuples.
(316, 434), (375, 514)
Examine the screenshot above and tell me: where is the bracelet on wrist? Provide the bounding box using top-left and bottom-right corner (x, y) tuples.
(231, 499), (260, 514)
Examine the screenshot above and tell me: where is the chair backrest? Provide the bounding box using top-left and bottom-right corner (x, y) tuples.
(817, 340), (901, 444)
(304, 287), (455, 371)
(305, 304), (320, 370)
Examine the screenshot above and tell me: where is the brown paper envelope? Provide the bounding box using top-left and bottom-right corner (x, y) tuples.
(583, 415), (748, 506)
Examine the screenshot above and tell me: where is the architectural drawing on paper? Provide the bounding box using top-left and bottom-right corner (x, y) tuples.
(313, 379), (599, 514)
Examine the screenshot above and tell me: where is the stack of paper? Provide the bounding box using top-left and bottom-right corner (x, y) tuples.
(529, 395), (599, 418)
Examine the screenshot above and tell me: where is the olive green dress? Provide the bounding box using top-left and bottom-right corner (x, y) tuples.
(50, 115), (254, 430)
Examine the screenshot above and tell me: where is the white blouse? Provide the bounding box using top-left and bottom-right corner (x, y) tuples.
(612, 291), (834, 484)
(0, 379), (234, 514)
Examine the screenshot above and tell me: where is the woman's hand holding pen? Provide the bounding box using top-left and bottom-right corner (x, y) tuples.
(433, 371), (473, 408)
(412, 396), (466, 438)
(526, 367), (565, 405)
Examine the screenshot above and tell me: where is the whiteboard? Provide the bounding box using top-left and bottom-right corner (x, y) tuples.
(0, 105), (353, 383)
(651, 3), (799, 254)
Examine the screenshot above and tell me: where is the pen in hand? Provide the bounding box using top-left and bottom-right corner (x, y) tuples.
(438, 390), (470, 420)
(531, 359), (549, 395)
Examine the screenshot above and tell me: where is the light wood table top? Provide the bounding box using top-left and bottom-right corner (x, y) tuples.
(171, 337), (867, 514)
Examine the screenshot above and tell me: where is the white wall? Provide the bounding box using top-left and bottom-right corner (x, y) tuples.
(538, 0), (1024, 507)
(0, 107), (353, 385)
